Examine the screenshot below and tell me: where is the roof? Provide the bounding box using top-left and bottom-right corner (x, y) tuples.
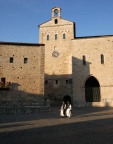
(38, 18), (75, 28)
(73, 35), (113, 40)
(0, 41), (45, 46)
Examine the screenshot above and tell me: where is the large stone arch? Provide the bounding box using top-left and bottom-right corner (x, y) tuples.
(85, 76), (101, 102)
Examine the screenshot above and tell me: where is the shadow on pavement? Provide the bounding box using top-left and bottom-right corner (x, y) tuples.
(0, 113), (113, 144)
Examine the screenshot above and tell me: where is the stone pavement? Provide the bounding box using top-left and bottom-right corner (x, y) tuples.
(0, 107), (113, 144)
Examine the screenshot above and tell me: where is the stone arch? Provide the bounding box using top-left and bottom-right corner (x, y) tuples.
(63, 95), (71, 104)
(54, 9), (58, 17)
(85, 76), (101, 102)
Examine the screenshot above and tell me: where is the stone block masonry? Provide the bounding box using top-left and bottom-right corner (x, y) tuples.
(0, 42), (46, 113)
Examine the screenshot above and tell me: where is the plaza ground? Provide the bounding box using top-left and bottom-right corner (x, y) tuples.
(0, 106), (113, 144)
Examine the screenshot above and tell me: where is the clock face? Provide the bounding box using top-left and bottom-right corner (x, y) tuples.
(52, 51), (59, 57)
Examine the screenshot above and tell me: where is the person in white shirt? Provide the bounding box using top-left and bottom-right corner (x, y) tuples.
(60, 101), (66, 117)
(66, 101), (72, 118)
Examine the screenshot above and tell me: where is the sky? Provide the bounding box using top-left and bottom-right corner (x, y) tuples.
(0, 0), (113, 43)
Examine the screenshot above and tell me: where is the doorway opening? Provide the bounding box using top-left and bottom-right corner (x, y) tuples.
(63, 95), (71, 104)
(85, 76), (101, 102)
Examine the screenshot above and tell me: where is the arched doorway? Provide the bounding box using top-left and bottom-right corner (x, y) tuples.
(63, 95), (71, 104)
(85, 76), (101, 102)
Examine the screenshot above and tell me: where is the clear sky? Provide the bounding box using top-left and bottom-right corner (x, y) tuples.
(0, 0), (113, 43)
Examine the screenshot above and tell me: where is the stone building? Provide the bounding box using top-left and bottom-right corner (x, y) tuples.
(1, 7), (113, 108)
(39, 7), (113, 107)
(0, 42), (45, 112)
(39, 7), (74, 104)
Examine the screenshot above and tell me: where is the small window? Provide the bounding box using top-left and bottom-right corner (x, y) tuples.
(55, 80), (58, 84)
(55, 34), (57, 40)
(101, 54), (104, 64)
(0, 78), (6, 89)
(63, 33), (66, 39)
(47, 35), (49, 40)
(83, 55), (86, 65)
(24, 58), (28, 64)
(69, 79), (72, 84)
(1, 77), (5, 84)
(54, 19), (58, 24)
(66, 80), (69, 84)
(0, 77), (9, 90)
(45, 80), (48, 85)
(54, 80), (59, 87)
(10, 57), (13, 63)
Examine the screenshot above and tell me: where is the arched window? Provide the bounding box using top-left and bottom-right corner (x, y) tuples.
(63, 33), (66, 39)
(55, 34), (57, 40)
(47, 35), (49, 40)
(54, 19), (58, 24)
(101, 54), (104, 64)
(83, 55), (86, 65)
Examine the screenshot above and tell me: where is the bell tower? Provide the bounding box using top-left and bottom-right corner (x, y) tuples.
(52, 7), (61, 18)
(39, 7), (75, 103)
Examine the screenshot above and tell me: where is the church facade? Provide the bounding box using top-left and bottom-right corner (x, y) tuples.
(0, 7), (113, 107)
(39, 7), (113, 107)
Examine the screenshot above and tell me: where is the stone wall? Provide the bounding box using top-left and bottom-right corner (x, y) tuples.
(0, 42), (45, 110)
(72, 36), (113, 107)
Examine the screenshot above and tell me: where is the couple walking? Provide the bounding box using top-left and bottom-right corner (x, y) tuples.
(60, 101), (72, 118)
